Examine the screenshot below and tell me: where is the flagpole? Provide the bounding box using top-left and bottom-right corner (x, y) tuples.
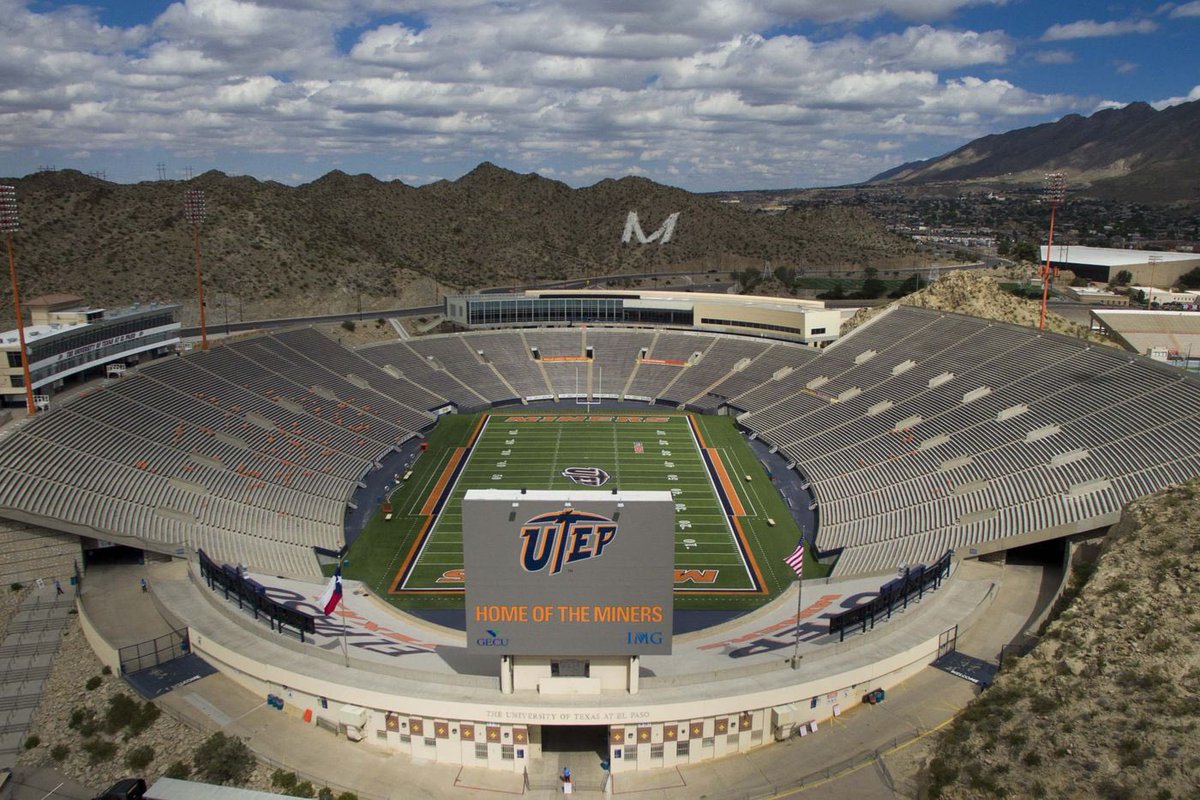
(791, 572), (803, 670)
(339, 557), (350, 668)
(790, 527), (805, 670)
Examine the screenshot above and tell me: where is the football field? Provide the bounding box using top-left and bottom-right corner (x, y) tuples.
(345, 410), (814, 610)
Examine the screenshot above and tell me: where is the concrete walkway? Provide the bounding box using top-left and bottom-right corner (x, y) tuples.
(0, 585), (75, 769)
(66, 555), (1056, 799)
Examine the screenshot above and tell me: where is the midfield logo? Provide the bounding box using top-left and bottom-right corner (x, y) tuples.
(562, 466), (611, 487)
(519, 509), (618, 576)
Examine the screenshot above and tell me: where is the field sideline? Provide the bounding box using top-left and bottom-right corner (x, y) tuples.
(344, 410), (822, 610)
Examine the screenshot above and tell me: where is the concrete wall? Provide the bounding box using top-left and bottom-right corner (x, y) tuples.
(183, 571), (996, 775)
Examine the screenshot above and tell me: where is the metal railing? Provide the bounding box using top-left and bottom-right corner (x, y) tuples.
(118, 627), (189, 674)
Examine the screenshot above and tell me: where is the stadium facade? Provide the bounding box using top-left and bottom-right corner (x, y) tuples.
(444, 289), (844, 346)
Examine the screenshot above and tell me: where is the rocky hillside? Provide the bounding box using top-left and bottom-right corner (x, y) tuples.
(870, 99), (1200, 204)
(0, 165), (918, 326)
(925, 479), (1200, 799)
(841, 270), (1110, 344)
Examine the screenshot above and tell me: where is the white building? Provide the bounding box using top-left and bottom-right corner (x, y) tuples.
(2, 294), (181, 407)
(1041, 245), (1200, 287)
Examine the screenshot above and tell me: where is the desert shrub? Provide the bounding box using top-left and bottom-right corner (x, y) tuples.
(272, 771), (298, 791)
(50, 744), (70, 762)
(82, 739), (117, 765)
(336, 793), (357, 800)
(927, 754), (959, 798)
(317, 788), (334, 800)
(105, 693), (160, 736)
(10, 582), (22, 591)
(164, 761), (191, 780)
(85, 676), (103, 691)
(341, 320), (356, 332)
(193, 733), (254, 785)
(24, 735), (39, 749)
(68, 708), (100, 737)
(291, 781), (315, 798)
(101, 665), (112, 675)
(125, 745), (155, 770)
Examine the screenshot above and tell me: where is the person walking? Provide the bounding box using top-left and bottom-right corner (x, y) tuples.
(54, 579), (63, 596)
(140, 577), (148, 592)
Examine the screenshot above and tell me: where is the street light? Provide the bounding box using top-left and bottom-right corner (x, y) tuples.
(0, 185), (36, 415)
(1039, 173), (1066, 331)
(183, 189), (209, 350)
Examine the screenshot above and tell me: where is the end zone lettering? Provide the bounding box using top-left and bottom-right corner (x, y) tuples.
(502, 416), (671, 424)
(438, 568), (719, 585)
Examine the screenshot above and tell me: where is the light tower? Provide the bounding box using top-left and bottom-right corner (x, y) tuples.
(1147, 253), (1163, 308)
(0, 185), (36, 415)
(1038, 172), (1066, 331)
(183, 189), (209, 350)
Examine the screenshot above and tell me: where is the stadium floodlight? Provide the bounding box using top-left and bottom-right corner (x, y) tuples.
(1147, 253), (1164, 308)
(183, 189), (209, 350)
(1039, 172), (1067, 331)
(0, 185), (37, 416)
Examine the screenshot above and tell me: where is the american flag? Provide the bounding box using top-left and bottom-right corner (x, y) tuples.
(783, 541), (805, 578)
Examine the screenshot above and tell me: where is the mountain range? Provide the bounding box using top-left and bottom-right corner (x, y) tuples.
(0, 164), (918, 325)
(869, 98), (1200, 204)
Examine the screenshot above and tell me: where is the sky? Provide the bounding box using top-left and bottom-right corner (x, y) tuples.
(1, 0), (1197, 192)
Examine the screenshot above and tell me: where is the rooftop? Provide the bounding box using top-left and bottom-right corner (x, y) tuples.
(1041, 245), (1199, 268)
(1, 302), (179, 344)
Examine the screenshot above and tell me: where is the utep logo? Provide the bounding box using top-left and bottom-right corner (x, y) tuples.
(562, 466), (611, 487)
(519, 509), (618, 576)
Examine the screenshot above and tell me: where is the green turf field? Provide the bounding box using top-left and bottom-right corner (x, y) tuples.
(344, 410), (823, 610)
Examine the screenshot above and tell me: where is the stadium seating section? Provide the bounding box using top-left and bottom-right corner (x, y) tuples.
(1, 306), (1197, 580)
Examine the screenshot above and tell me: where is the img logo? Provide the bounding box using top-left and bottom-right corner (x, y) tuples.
(562, 466), (611, 487)
(519, 509), (618, 576)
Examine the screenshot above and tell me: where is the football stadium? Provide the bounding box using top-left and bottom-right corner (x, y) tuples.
(4, 297), (1200, 788)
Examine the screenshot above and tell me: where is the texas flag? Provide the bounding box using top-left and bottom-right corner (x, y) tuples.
(317, 566), (343, 615)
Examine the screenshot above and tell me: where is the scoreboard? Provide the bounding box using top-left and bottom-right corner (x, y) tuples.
(463, 489), (674, 656)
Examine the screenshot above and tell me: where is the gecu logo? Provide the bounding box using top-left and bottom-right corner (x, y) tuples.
(476, 628), (509, 647)
(519, 509), (617, 576)
(561, 466), (611, 487)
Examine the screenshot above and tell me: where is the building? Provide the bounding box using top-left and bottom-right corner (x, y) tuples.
(1, 294), (181, 407)
(1089, 308), (1200, 371)
(444, 289), (844, 347)
(1041, 245), (1200, 287)
(1126, 287), (1200, 308)
(1061, 286), (1129, 306)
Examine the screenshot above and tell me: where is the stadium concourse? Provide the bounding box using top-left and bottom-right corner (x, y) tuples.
(3, 303), (1200, 777)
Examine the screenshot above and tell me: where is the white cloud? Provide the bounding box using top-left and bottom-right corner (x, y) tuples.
(1169, 1), (1200, 18)
(0, 0), (1085, 190)
(1041, 18), (1158, 41)
(1032, 49), (1074, 65)
(1151, 85), (1200, 109)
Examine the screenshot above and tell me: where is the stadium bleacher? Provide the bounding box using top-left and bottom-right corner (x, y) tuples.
(2, 306), (1200, 582)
